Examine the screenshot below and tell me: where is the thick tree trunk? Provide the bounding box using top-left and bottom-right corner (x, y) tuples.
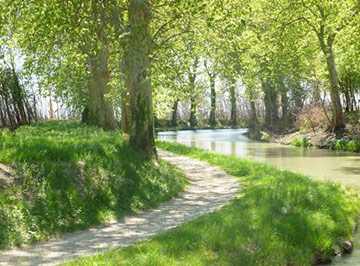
(127, 0), (156, 158)
(318, 34), (344, 131)
(189, 98), (197, 128)
(86, 50), (116, 130)
(83, 1), (115, 130)
(171, 97), (179, 127)
(249, 100), (261, 139)
(229, 80), (237, 128)
(209, 74), (216, 128)
(262, 79), (278, 130)
(326, 52), (345, 131)
(120, 88), (131, 133)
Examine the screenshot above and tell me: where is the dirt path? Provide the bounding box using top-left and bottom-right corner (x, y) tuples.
(0, 150), (239, 266)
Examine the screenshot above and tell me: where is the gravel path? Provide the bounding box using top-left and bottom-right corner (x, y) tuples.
(0, 150), (239, 266)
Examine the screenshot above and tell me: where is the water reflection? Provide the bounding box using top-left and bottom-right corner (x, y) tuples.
(158, 128), (360, 265)
(158, 129), (360, 191)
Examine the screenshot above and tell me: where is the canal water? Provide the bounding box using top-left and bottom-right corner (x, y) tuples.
(158, 128), (360, 265)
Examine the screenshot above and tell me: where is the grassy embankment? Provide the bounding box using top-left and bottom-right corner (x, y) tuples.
(65, 141), (360, 266)
(0, 121), (187, 249)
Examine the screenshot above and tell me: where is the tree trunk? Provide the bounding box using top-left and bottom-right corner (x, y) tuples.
(262, 79), (278, 130)
(120, 88), (131, 133)
(249, 100), (261, 139)
(189, 98), (197, 128)
(326, 51), (345, 131)
(49, 97), (55, 120)
(188, 60), (198, 128)
(229, 79), (237, 128)
(281, 91), (288, 126)
(171, 97), (179, 127)
(318, 34), (344, 131)
(209, 74), (216, 128)
(83, 1), (115, 130)
(127, 0), (156, 158)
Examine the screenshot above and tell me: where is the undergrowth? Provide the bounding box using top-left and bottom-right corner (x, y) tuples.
(331, 139), (360, 152)
(0, 121), (186, 249)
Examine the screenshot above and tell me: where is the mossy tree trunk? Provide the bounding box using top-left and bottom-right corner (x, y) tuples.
(126, 0), (156, 158)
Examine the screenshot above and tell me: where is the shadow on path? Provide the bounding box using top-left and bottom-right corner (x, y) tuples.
(0, 150), (239, 266)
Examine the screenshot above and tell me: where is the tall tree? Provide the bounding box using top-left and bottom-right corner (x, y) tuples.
(126, 0), (156, 157)
(290, 0), (360, 130)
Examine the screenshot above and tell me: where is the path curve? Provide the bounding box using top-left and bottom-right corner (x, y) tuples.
(0, 150), (239, 266)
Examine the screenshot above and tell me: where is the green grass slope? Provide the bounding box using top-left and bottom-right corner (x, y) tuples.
(65, 141), (360, 266)
(0, 121), (186, 249)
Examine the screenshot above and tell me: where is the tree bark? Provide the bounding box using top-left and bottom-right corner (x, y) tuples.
(120, 88), (131, 133)
(262, 79), (278, 130)
(188, 60), (198, 128)
(229, 79), (237, 128)
(84, 1), (116, 130)
(127, 0), (156, 158)
(326, 51), (345, 130)
(249, 100), (261, 139)
(189, 97), (197, 128)
(171, 97), (179, 127)
(318, 32), (344, 131)
(209, 73), (216, 128)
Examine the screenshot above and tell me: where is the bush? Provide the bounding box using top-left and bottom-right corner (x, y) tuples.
(295, 106), (329, 132)
(331, 139), (360, 152)
(332, 139), (348, 151)
(291, 137), (309, 147)
(261, 132), (270, 142)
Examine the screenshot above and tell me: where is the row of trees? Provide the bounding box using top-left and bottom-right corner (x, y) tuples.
(0, 0), (359, 158)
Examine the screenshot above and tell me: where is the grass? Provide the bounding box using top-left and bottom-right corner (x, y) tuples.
(0, 121), (187, 249)
(64, 141), (360, 266)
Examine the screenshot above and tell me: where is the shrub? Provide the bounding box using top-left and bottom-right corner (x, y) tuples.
(347, 140), (360, 152)
(295, 106), (329, 132)
(332, 139), (348, 151)
(292, 137), (302, 147)
(331, 139), (360, 152)
(291, 137), (308, 147)
(260, 132), (270, 142)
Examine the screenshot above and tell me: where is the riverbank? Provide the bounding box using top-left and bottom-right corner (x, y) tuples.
(0, 121), (187, 249)
(267, 126), (360, 152)
(65, 141), (359, 265)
